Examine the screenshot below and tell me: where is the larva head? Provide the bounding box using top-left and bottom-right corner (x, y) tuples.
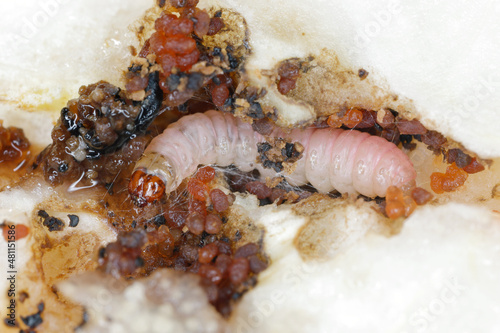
(391, 161), (417, 190)
(128, 169), (166, 207)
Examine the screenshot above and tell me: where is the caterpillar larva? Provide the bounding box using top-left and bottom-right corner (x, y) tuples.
(129, 110), (416, 205)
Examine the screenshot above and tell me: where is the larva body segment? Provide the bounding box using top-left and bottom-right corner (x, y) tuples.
(329, 130), (368, 195)
(285, 128), (315, 186)
(304, 128), (343, 192)
(130, 110), (416, 203)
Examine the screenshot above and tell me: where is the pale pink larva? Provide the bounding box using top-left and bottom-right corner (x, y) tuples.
(132, 110), (416, 199)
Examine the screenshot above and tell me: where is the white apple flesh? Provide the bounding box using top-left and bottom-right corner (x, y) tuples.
(0, 1), (499, 332)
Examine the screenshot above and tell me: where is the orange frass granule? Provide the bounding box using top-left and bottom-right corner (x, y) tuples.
(430, 162), (468, 194)
(342, 108), (364, 128)
(187, 178), (209, 201)
(128, 169), (166, 206)
(385, 186), (419, 219)
(327, 108), (367, 129)
(195, 166), (216, 183)
(462, 158), (485, 174)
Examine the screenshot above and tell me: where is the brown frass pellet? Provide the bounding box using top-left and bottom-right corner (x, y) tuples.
(68, 214), (80, 227)
(20, 301), (44, 329)
(446, 148), (472, 168)
(37, 210), (49, 219)
(19, 291), (29, 303)
(42, 216), (64, 232)
(358, 68), (369, 80)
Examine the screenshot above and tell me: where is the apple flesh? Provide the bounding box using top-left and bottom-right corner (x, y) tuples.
(0, 1), (499, 332)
